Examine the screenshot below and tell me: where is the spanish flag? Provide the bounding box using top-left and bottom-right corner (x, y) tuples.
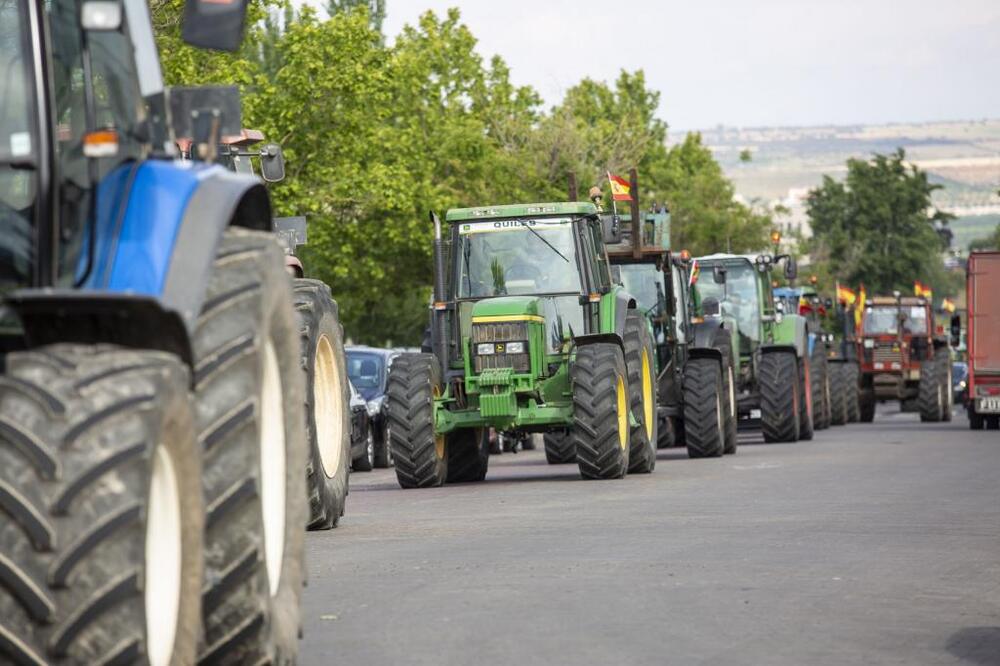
(914, 281), (932, 299)
(941, 298), (956, 313)
(688, 259), (700, 287)
(608, 173), (632, 202)
(836, 284), (857, 306)
(855, 284), (866, 331)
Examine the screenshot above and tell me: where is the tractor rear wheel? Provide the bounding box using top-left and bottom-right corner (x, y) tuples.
(935, 347), (953, 422)
(797, 353), (815, 441)
(446, 428), (490, 483)
(918, 358), (944, 422)
(844, 362), (861, 422)
(760, 352), (801, 443)
(859, 386), (876, 422)
(573, 343), (631, 480)
(544, 430), (576, 464)
(0, 346), (202, 666)
(193, 230), (307, 665)
(829, 363), (848, 426)
(811, 343), (831, 430)
(624, 310), (657, 474)
(294, 279), (351, 531)
(386, 354), (448, 488)
(683, 357), (725, 458)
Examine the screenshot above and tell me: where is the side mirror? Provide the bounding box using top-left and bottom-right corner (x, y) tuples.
(601, 215), (622, 244)
(610, 265), (623, 286)
(783, 256), (798, 281)
(181, 0), (249, 52)
(81, 1), (122, 30)
(259, 143), (285, 183)
(950, 314), (961, 347)
(712, 265), (727, 284)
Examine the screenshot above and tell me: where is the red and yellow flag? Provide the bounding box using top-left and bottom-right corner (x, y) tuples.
(855, 284), (866, 331)
(608, 173), (632, 202)
(941, 298), (956, 313)
(836, 284), (857, 306)
(914, 281), (932, 299)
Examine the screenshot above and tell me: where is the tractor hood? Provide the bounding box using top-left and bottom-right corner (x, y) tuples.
(470, 296), (544, 320)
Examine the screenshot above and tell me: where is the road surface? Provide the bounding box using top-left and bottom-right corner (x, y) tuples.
(300, 407), (1000, 665)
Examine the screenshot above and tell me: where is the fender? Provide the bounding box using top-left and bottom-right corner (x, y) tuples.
(574, 332), (625, 354)
(690, 318), (723, 350)
(8, 159), (271, 369)
(598, 286), (635, 337)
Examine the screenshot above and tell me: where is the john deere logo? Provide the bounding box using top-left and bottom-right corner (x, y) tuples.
(495, 343), (505, 353)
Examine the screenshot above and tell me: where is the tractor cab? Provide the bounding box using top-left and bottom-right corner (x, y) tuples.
(859, 296), (933, 375)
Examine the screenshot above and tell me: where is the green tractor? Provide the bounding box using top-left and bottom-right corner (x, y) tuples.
(598, 171), (738, 459)
(694, 253), (814, 442)
(773, 284), (834, 431)
(386, 202), (659, 486)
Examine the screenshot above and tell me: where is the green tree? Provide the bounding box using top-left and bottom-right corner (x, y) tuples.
(327, 0), (385, 32)
(806, 149), (954, 295)
(969, 224), (1000, 251)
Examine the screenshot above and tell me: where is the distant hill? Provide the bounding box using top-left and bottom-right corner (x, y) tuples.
(676, 120), (1000, 249)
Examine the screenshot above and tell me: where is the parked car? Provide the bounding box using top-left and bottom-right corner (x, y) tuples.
(349, 380), (374, 472)
(346, 346), (400, 467)
(953, 361), (969, 407)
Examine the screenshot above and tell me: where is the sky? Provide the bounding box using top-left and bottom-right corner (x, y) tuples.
(376, 0), (1000, 131)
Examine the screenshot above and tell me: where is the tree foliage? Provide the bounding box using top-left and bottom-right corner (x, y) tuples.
(153, 6), (770, 345)
(805, 149), (955, 296)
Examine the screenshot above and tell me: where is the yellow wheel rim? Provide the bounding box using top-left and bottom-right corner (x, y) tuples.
(432, 385), (445, 460)
(616, 375), (628, 450)
(641, 349), (653, 440)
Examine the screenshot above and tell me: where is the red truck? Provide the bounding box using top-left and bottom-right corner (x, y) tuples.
(964, 252), (1000, 429)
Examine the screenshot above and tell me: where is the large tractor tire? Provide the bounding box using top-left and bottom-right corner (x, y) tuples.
(829, 363), (848, 426)
(760, 352), (801, 443)
(859, 386), (876, 422)
(0, 346), (202, 666)
(713, 328), (738, 455)
(935, 347), (953, 423)
(797, 353), (815, 441)
(193, 229), (307, 664)
(810, 343), (831, 430)
(543, 430), (576, 464)
(918, 358), (944, 423)
(294, 279), (351, 531)
(446, 428), (490, 483)
(386, 354), (447, 488)
(572, 343), (631, 480)
(624, 310), (657, 474)
(844, 362), (861, 422)
(682, 357), (725, 458)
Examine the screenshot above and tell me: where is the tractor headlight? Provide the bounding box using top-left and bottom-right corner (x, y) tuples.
(506, 341), (525, 354)
(864, 339), (874, 349)
(477, 343), (495, 355)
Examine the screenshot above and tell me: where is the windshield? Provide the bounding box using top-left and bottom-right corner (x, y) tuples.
(619, 263), (663, 316)
(863, 306), (928, 336)
(0, 0), (36, 293)
(695, 260), (761, 341)
(347, 351), (386, 401)
(454, 218), (581, 298)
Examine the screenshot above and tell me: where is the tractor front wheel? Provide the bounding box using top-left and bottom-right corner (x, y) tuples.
(859, 386), (876, 422)
(844, 362), (861, 422)
(918, 358), (944, 422)
(446, 428), (490, 483)
(829, 363), (848, 426)
(760, 352), (801, 443)
(811, 343), (831, 430)
(386, 354), (448, 488)
(682, 357), (725, 458)
(797, 353), (815, 441)
(544, 430), (576, 464)
(572, 344), (631, 480)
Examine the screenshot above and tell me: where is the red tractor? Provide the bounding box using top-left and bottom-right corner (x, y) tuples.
(963, 252), (1000, 429)
(857, 295), (952, 422)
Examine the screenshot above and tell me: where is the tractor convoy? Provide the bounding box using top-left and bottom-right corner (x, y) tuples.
(0, 1), (980, 664)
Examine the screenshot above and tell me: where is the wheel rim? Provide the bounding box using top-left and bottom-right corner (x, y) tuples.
(616, 375), (628, 450)
(314, 334), (345, 478)
(715, 391), (724, 443)
(260, 340), (287, 598)
(146, 444), (182, 666)
(641, 349), (654, 440)
(366, 430), (374, 464)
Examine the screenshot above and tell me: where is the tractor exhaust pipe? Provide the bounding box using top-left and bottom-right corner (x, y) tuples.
(431, 212), (449, 374)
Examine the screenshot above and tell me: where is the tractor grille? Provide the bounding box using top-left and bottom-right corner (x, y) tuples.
(873, 345), (902, 368)
(472, 321), (530, 373)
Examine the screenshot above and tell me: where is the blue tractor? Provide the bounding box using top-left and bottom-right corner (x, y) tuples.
(0, 1), (315, 663)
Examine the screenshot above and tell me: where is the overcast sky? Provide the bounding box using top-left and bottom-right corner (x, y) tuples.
(378, 0), (1000, 131)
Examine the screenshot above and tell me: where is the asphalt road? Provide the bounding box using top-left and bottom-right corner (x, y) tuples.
(300, 407), (1000, 666)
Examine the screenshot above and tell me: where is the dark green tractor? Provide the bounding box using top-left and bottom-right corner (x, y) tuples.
(694, 253), (814, 443)
(386, 202), (659, 487)
(598, 171), (737, 459)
